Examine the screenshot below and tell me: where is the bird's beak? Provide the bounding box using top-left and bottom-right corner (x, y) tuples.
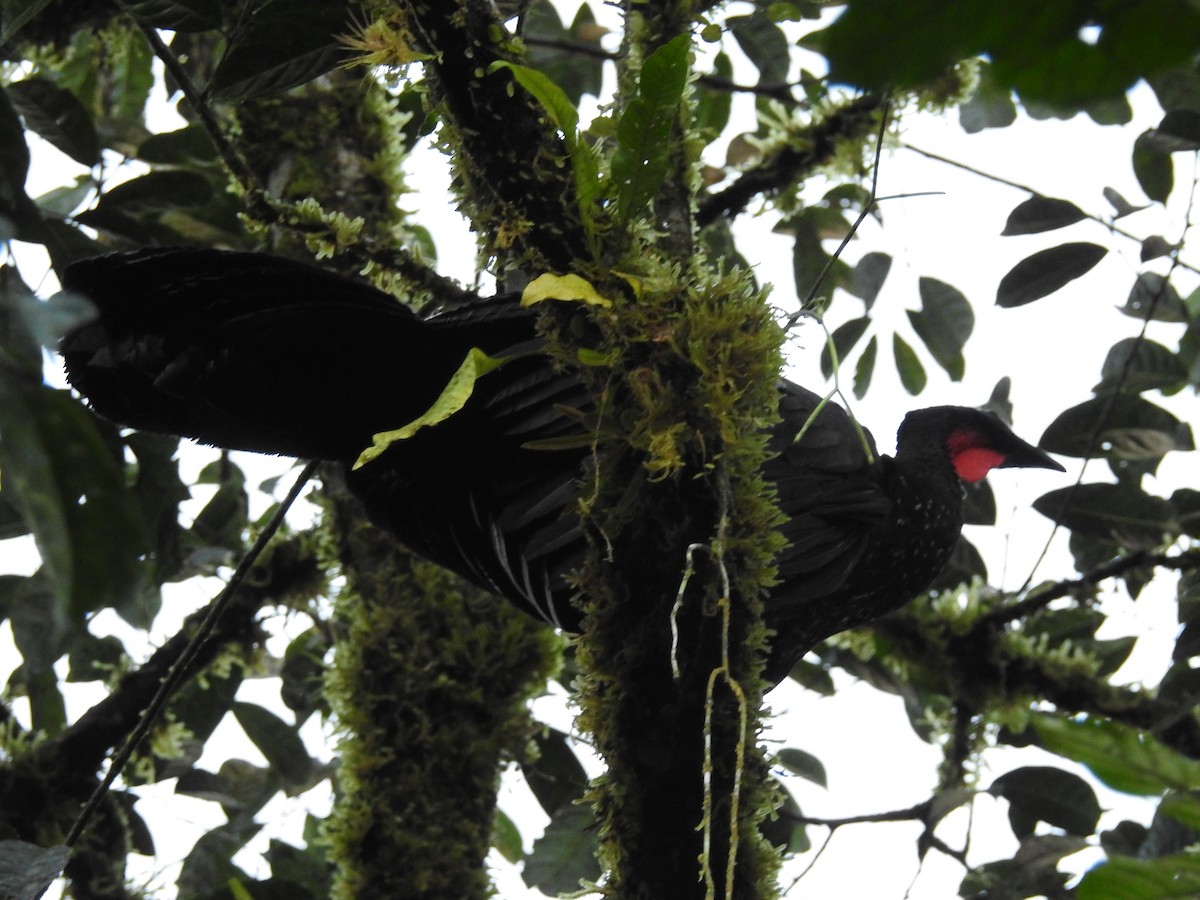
(998, 436), (1065, 472)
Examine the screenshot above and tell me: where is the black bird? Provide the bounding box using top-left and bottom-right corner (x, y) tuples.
(58, 248), (1064, 682)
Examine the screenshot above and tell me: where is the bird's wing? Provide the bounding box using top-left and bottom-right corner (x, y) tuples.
(60, 248), (469, 461)
(765, 382), (892, 606)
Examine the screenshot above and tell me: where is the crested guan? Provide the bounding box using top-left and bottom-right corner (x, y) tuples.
(58, 248), (1064, 683)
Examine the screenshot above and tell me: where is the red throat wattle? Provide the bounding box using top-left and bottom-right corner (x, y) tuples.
(947, 430), (1006, 482)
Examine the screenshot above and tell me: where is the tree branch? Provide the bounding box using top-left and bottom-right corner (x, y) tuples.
(697, 93), (887, 228)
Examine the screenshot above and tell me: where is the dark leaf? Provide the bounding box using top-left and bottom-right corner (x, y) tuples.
(7, 77), (101, 166)
(1041, 395), (1194, 460)
(264, 838), (330, 896)
(893, 333), (926, 395)
(137, 125), (219, 164)
(1173, 488), (1200, 539)
(1141, 234), (1176, 262)
(89, 170), (214, 215)
(961, 478), (996, 526)
(848, 251), (891, 307)
(1100, 819), (1149, 857)
(785, 658), (835, 694)
(0, 840), (69, 900)
(1133, 130), (1173, 203)
(521, 727), (590, 817)
(852, 333), (876, 399)
(1034, 482), (1176, 549)
(1002, 196), (1087, 235)
(66, 633), (126, 682)
(1121, 272), (1188, 323)
(0, 85), (33, 224)
(990, 766), (1101, 839)
(931, 535), (987, 589)
(777, 747), (827, 787)
(695, 52), (734, 140)
(525, 1), (605, 107)
(1096, 338), (1187, 394)
(523, 802), (601, 894)
(907, 277), (973, 380)
(996, 242), (1107, 307)
(0, 0), (58, 44)
(820, 316), (869, 378)
(280, 627), (329, 720)
(1103, 186), (1147, 219)
(124, 0), (223, 31)
(728, 14), (790, 84)
(177, 817), (261, 898)
(209, 0), (354, 101)
(232, 702), (314, 790)
(761, 788), (809, 855)
(1147, 109), (1200, 152)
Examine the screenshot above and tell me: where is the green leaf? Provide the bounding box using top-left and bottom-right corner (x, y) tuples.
(820, 316), (869, 379)
(695, 51), (734, 140)
(354, 348), (507, 469)
(0, 380), (149, 615)
(907, 277), (973, 380)
(1078, 854), (1200, 900)
(1146, 109), (1200, 153)
(523, 802), (601, 895)
(7, 77), (101, 166)
(996, 242), (1107, 307)
(822, 0), (1200, 108)
(1133, 130), (1174, 203)
(893, 333), (926, 395)
(0, 0), (57, 44)
(496, 62), (601, 230)
(232, 702), (314, 789)
(492, 809), (524, 864)
(612, 34), (691, 223)
(777, 747), (827, 787)
(1034, 715), (1200, 795)
(853, 334), (877, 399)
(1001, 196), (1087, 235)
(1159, 793), (1200, 831)
(209, 0), (352, 100)
(989, 766), (1101, 838)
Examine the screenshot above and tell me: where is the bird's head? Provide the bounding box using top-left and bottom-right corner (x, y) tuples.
(898, 406), (1065, 483)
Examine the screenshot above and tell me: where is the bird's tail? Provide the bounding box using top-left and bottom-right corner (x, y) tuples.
(59, 248), (476, 462)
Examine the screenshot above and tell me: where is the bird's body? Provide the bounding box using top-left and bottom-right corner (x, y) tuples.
(59, 248), (1063, 681)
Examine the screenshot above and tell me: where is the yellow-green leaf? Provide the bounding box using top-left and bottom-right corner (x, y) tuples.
(353, 348), (506, 469)
(521, 273), (613, 307)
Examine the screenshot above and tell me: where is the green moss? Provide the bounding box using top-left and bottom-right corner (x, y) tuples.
(321, 492), (562, 900)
